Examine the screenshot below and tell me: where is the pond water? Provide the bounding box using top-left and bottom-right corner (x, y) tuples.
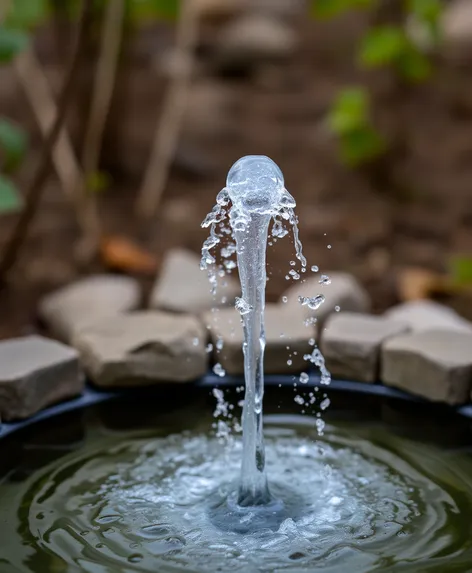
(1, 387), (472, 573)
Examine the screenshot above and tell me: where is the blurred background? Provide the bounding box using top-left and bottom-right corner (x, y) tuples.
(0, 0), (471, 339)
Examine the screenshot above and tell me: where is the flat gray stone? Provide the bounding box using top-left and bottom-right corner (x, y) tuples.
(203, 303), (314, 375)
(442, 0), (472, 45)
(0, 336), (84, 421)
(384, 300), (472, 334)
(72, 311), (208, 387)
(281, 272), (370, 330)
(321, 313), (409, 383)
(381, 330), (472, 405)
(150, 248), (239, 313)
(39, 274), (141, 342)
(216, 15), (297, 68)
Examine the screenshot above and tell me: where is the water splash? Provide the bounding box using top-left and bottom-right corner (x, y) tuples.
(201, 155), (327, 516)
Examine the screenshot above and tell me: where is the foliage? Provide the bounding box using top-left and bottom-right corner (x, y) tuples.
(313, 0), (442, 165)
(450, 257), (472, 287)
(328, 88), (385, 165)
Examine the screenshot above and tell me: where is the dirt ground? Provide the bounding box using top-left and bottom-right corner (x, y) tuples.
(1, 11), (472, 340)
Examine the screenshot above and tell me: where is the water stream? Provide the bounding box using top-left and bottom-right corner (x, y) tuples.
(201, 156), (311, 514)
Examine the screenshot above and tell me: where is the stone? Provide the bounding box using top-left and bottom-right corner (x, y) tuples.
(215, 15), (297, 70)
(150, 248), (239, 313)
(0, 336), (84, 421)
(381, 330), (472, 405)
(281, 272), (370, 330)
(321, 313), (409, 383)
(442, 0), (472, 45)
(72, 311), (207, 387)
(39, 275), (141, 342)
(203, 304), (314, 375)
(384, 300), (472, 334)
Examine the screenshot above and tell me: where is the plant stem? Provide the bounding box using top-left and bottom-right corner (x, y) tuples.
(77, 0), (125, 260)
(134, 0), (199, 220)
(0, 0), (94, 281)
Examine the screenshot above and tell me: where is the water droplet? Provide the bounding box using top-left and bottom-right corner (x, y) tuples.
(319, 274), (331, 285)
(206, 343), (213, 353)
(327, 244), (332, 249)
(316, 418), (325, 434)
(294, 395), (304, 405)
(308, 338), (315, 346)
(224, 259), (236, 270)
(311, 265), (319, 272)
(298, 294), (325, 310)
(216, 337), (224, 351)
(289, 269), (300, 280)
(335, 305), (341, 312)
(290, 260), (296, 266)
(287, 359), (292, 366)
(213, 363), (226, 377)
(235, 297), (253, 315)
(282, 295), (288, 303)
(192, 337), (199, 346)
(299, 372), (309, 384)
(320, 397), (330, 410)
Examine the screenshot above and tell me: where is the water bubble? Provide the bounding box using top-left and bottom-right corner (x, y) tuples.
(289, 269), (300, 280)
(224, 260), (237, 270)
(213, 363), (226, 377)
(235, 297), (253, 315)
(335, 305), (341, 312)
(290, 260), (296, 266)
(294, 395), (304, 405)
(298, 294), (325, 310)
(319, 274), (331, 285)
(308, 338), (315, 346)
(315, 418), (326, 435)
(299, 372), (309, 384)
(206, 343), (213, 353)
(216, 337), (224, 351)
(192, 337), (199, 346)
(311, 265), (319, 272)
(287, 359), (292, 366)
(128, 554), (143, 563)
(282, 296), (288, 303)
(327, 244), (332, 249)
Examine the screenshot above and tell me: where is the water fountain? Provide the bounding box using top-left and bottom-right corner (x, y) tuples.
(1, 156), (472, 572)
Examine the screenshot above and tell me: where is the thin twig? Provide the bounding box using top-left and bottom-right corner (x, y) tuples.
(77, 0), (126, 259)
(14, 50), (84, 204)
(135, 0), (199, 220)
(0, 0), (94, 281)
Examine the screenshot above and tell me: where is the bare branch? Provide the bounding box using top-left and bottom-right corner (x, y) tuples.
(78, 0), (126, 259)
(0, 0), (94, 280)
(135, 0), (199, 220)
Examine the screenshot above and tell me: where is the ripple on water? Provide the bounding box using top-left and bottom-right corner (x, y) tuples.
(4, 417), (472, 573)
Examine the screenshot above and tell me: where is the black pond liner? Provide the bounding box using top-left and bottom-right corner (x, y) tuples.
(1, 372), (472, 440)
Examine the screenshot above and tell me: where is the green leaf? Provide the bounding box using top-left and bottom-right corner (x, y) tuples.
(309, 0), (375, 18)
(358, 26), (407, 68)
(0, 118), (27, 173)
(0, 175), (23, 214)
(327, 88), (370, 135)
(86, 170), (111, 194)
(449, 257), (472, 286)
(397, 45), (432, 81)
(4, 0), (49, 29)
(0, 26), (29, 63)
(310, 0), (348, 18)
(339, 126), (386, 166)
(131, 0), (180, 21)
(407, 0), (441, 25)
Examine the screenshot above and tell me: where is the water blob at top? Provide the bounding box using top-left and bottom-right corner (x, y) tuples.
(226, 155), (295, 216)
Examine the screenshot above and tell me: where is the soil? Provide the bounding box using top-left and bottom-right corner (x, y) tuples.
(1, 11), (472, 340)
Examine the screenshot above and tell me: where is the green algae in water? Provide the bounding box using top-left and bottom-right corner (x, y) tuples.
(1, 413), (472, 573)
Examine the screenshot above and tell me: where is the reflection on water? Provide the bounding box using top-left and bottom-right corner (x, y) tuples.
(1, 395), (472, 572)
